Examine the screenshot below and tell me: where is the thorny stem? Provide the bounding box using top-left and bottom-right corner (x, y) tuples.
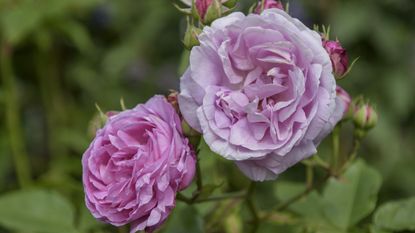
(0, 41), (31, 188)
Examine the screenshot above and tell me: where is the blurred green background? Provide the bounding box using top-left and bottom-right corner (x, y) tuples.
(0, 0), (414, 232)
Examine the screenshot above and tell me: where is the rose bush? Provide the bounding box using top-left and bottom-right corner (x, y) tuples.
(82, 96), (196, 233)
(179, 9), (345, 181)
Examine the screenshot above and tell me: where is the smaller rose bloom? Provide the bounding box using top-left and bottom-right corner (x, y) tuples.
(255, 0), (284, 13)
(323, 40), (349, 77)
(82, 96), (196, 233)
(336, 86), (351, 118)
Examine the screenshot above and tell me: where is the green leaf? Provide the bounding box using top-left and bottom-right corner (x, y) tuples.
(275, 181), (325, 220)
(258, 222), (302, 233)
(373, 196), (415, 231)
(370, 225), (392, 233)
(0, 189), (78, 233)
(161, 203), (203, 233)
(322, 160), (382, 230)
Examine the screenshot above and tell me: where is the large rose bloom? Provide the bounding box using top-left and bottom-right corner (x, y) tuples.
(82, 96), (196, 233)
(179, 9), (344, 181)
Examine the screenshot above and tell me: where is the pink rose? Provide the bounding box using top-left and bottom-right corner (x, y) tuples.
(255, 0), (284, 14)
(323, 39), (349, 77)
(82, 96), (196, 233)
(178, 9), (344, 181)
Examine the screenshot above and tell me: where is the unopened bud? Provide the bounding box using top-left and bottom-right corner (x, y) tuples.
(167, 90), (180, 113)
(323, 39), (349, 78)
(353, 103), (378, 131)
(255, 0), (284, 14)
(336, 86), (352, 120)
(202, 0), (222, 24)
(183, 21), (202, 49)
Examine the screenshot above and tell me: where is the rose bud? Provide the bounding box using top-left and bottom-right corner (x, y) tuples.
(82, 96), (196, 233)
(195, 0), (212, 20)
(336, 86), (352, 119)
(255, 0), (284, 14)
(167, 90), (180, 112)
(323, 39), (349, 78)
(183, 21), (202, 49)
(353, 103), (378, 130)
(195, 0), (222, 24)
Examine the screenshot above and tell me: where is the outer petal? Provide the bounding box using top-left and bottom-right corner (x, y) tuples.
(235, 141), (317, 181)
(313, 96), (345, 145)
(197, 107), (269, 160)
(210, 12), (245, 30)
(178, 69), (203, 132)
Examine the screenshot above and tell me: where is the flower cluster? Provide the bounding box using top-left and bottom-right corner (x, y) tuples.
(82, 2), (372, 232)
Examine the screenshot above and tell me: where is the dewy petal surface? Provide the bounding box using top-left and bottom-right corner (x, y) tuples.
(179, 9), (342, 181)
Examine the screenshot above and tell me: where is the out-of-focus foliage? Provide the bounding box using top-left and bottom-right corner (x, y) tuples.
(0, 0), (414, 232)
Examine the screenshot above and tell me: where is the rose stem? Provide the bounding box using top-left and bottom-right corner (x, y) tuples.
(194, 191), (246, 203)
(246, 182), (259, 233)
(0, 41), (31, 188)
(331, 124), (341, 173)
(176, 191), (246, 204)
(339, 137), (362, 174)
(306, 163), (314, 189)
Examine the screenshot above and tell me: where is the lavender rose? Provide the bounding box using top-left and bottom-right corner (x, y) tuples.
(82, 96), (196, 233)
(178, 9), (345, 181)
